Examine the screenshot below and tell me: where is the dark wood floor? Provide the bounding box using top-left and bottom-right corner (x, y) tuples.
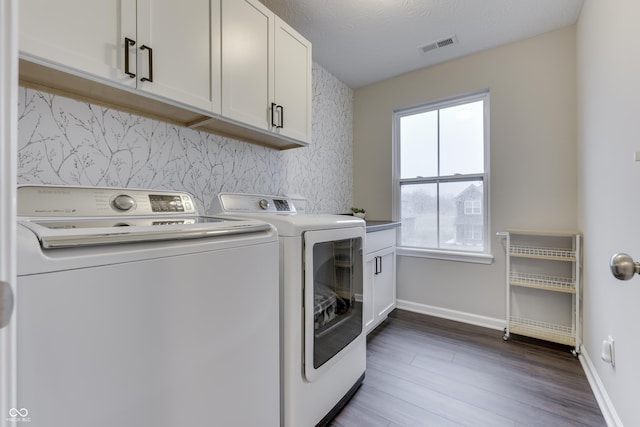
(330, 310), (606, 427)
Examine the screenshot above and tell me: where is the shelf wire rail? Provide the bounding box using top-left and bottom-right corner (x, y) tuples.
(509, 316), (576, 346)
(510, 245), (575, 260)
(509, 272), (575, 293)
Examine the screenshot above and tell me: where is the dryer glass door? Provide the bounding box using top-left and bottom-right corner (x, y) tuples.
(303, 227), (363, 382)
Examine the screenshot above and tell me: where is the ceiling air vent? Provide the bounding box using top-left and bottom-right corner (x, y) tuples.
(419, 35), (457, 55)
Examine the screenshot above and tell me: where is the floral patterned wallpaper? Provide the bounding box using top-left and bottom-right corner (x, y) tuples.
(17, 63), (353, 214)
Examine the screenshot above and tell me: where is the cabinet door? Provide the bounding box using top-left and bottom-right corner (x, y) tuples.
(364, 255), (376, 333)
(19, 0), (126, 84)
(274, 17), (312, 143)
(221, 0), (273, 130)
(137, 0), (217, 113)
(373, 248), (397, 320)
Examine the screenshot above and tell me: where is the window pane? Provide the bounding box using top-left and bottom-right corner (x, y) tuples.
(440, 100), (484, 176)
(440, 181), (484, 252)
(400, 111), (437, 179)
(399, 183), (437, 247)
(400, 180), (484, 252)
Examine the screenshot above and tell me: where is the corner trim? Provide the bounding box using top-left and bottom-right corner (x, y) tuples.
(396, 299), (505, 331)
(578, 346), (623, 427)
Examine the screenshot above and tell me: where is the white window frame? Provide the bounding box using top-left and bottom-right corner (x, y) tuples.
(392, 90), (492, 264)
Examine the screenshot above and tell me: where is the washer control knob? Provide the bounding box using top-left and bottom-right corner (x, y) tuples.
(258, 199), (270, 210)
(112, 194), (136, 211)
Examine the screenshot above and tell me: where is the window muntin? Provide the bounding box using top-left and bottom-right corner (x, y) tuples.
(394, 91), (489, 257)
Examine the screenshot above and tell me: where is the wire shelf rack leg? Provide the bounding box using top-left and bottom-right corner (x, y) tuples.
(497, 232), (510, 341)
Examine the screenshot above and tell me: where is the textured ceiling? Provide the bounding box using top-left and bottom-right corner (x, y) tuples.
(259, 0), (584, 88)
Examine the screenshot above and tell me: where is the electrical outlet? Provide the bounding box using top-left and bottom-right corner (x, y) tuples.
(601, 336), (616, 367)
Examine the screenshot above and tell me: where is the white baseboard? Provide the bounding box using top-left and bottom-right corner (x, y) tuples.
(578, 347), (623, 427)
(395, 299), (505, 331)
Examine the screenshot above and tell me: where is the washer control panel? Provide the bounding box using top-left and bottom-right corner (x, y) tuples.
(18, 186), (197, 217)
(148, 194), (189, 213)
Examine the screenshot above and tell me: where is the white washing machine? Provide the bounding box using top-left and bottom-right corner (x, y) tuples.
(212, 193), (366, 427)
(16, 186), (280, 427)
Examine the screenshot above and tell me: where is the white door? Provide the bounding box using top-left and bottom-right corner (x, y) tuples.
(221, 0), (273, 130)
(19, 0), (127, 85)
(273, 16), (312, 143)
(1, 0), (18, 424)
(136, 0), (218, 113)
(363, 253), (376, 332)
(373, 247), (397, 319)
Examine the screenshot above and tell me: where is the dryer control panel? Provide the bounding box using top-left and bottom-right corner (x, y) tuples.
(216, 193), (297, 214)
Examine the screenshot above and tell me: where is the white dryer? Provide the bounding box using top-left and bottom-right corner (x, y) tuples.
(212, 193), (366, 427)
(16, 186), (280, 427)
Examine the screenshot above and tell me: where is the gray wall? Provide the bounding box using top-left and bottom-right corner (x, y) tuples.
(353, 27), (578, 323)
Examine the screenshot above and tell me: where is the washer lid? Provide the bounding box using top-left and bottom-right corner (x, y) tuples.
(19, 216), (272, 249)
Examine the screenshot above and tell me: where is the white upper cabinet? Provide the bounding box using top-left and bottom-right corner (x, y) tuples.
(19, 0), (124, 82)
(221, 0), (273, 131)
(20, 0), (219, 114)
(18, 0), (309, 149)
(221, 0), (312, 144)
(274, 17), (312, 143)
(132, 0), (220, 114)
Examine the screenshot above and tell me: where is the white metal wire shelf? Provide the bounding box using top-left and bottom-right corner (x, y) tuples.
(508, 317), (576, 346)
(509, 272), (576, 293)
(509, 245), (575, 261)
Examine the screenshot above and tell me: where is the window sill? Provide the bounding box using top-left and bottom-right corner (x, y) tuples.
(397, 247), (494, 265)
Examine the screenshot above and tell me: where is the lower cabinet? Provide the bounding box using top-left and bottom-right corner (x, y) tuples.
(364, 228), (397, 334)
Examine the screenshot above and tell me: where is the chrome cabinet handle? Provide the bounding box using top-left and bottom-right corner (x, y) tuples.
(374, 256), (382, 275)
(271, 102), (278, 127)
(124, 37), (136, 78)
(140, 45), (153, 82)
(276, 105), (284, 128)
(270, 103), (284, 129)
(610, 253), (640, 280)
